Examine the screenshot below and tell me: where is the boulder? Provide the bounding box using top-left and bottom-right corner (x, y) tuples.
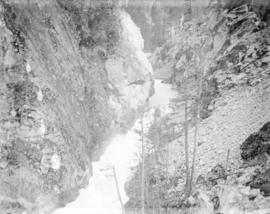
(241, 122), (270, 160)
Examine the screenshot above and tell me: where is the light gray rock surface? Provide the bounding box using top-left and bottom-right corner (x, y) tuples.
(0, 1), (152, 213)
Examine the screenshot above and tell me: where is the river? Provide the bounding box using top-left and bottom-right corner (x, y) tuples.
(53, 79), (177, 214)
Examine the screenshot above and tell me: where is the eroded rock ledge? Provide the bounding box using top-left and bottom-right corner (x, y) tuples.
(0, 1), (153, 213)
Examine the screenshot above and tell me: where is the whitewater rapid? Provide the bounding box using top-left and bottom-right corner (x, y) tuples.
(53, 79), (177, 214)
(53, 8), (177, 214)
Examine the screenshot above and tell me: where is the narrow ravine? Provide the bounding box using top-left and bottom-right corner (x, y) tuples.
(53, 78), (177, 214)
(2, 1), (270, 214)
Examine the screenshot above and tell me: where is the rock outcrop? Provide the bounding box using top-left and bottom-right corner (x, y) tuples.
(0, 1), (152, 213)
(125, 0), (184, 51)
(126, 1), (270, 212)
(241, 122), (270, 160)
(126, 0), (270, 52)
(149, 0), (270, 174)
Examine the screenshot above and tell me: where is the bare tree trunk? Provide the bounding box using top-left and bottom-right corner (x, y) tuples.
(166, 142), (169, 179)
(141, 117), (145, 214)
(225, 149), (230, 171)
(112, 166), (126, 214)
(189, 103), (199, 194)
(154, 148), (161, 214)
(145, 168), (149, 212)
(184, 81), (191, 196)
(151, 176), (155, 214)
(189, 68), (203, 195)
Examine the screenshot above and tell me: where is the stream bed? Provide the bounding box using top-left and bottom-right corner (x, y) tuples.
(53, 79), (177, 214)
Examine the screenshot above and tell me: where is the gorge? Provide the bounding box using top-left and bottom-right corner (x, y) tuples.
(1, 0), (270, 213)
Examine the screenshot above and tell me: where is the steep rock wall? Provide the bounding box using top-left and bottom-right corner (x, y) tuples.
(126, 0), (270, 51)
(0, 1), (152, 213)
(125, 1), (270, 211)
(150, 1), (270, 175)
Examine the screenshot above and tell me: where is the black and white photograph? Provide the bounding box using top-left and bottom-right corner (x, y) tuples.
(0, 0), (270, 213)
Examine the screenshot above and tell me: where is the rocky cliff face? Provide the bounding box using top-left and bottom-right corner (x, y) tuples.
(149, 0), (270, 173)
(125, 0), (184, 51)
(169, 2), (270, 174)
(126, 0), (270, 51)
(0, 1), (152, 213)
(125, 0), (270, 212)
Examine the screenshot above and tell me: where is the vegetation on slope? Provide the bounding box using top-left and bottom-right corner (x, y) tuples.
(125, 1), (270, 213)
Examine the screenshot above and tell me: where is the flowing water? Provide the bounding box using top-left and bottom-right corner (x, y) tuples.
(54, 79), (177, 214)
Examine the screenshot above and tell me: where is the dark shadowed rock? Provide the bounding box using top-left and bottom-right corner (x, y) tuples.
(247, 168), (270, 196)
(240, 122), (270, 160)
(207, 164), (228, 186)
(259, 183), (270, 196)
